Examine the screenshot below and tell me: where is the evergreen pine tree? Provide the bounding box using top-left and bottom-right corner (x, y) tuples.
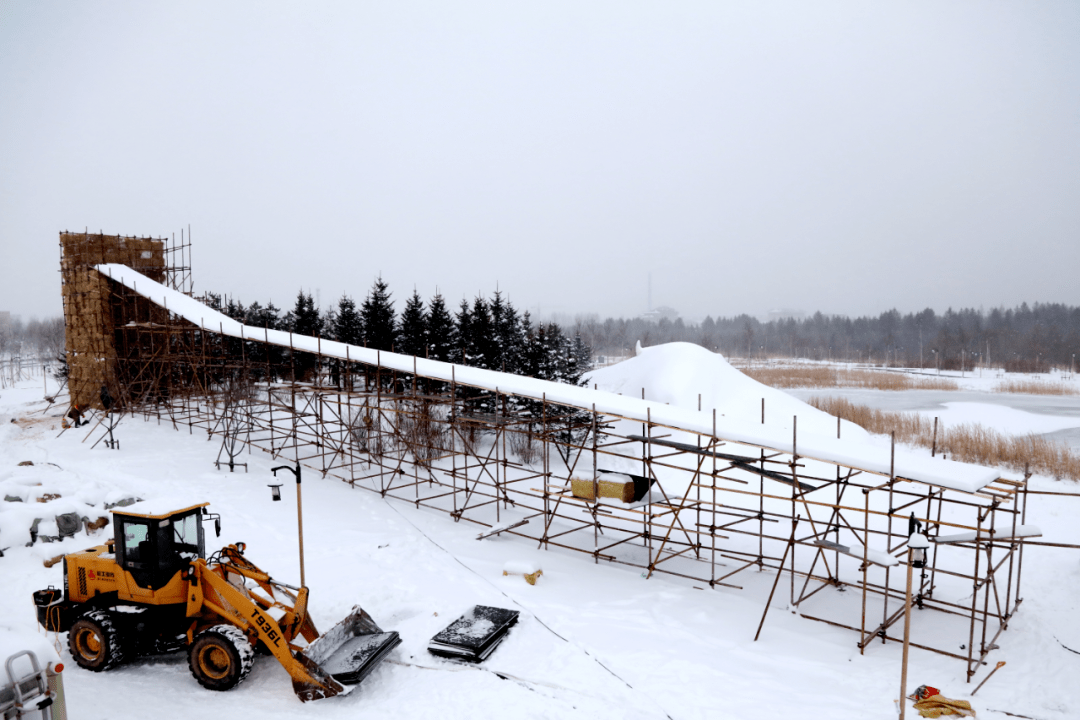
(454, 299), (472, 365)
(332, 295), (363, 346)
(519, 312), (534, 375)
(223, 296), (247, 366)
(240, 301), (285, 379)
(523, 322), (546, 379)
(265, 301), (283, 330)
(321, 307), (337, 339)
(426, 292), (455, 362)
(490, 292), (526, 374)
(504, 299), (526, 374)
(570, 331), (592, 385)
(329, 294), (363, 389)
(489, 291), (507, 370)
(225, 296), (245, 321)
(289, 290), (323, 380)
(244, 301), (263, 325)
(361, 276), (397, 351)
(700, 315), (717, 350)
(469, 296), (494, 369)
(290, 290), (322, 337)
(531, 322), (587, 460)
(542, 323), (566, 381)
(399, 289), (428, 357)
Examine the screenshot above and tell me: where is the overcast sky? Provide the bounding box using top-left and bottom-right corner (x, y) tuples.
(2, 1), (1078, 323)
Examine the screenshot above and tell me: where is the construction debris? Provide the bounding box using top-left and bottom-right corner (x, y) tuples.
(428, 606), (520, 662)
(503, 561), (543, 586)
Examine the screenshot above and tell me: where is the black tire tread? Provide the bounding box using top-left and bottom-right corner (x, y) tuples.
(187, 624), (255, 691)
(68, 609), (125, 672)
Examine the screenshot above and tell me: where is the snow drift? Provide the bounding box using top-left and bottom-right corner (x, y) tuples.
(587, 342), (869, 442)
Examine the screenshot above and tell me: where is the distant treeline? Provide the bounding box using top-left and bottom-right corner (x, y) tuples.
(206, 278), (592, 385)
(0, 316), (65, 360)
(575, 303), (1080, 372)
(15, 295), (1078, 380)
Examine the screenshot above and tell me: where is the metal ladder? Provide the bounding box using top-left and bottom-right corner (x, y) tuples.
(1, 651), (55, 720)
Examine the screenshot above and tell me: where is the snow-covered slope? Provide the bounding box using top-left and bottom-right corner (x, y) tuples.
(587, 342), (869, 441)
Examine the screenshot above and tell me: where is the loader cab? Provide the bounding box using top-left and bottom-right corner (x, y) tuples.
(112, 503), (209, 590)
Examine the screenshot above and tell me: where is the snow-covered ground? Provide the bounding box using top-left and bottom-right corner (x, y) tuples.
(3, 351), (1080, 719)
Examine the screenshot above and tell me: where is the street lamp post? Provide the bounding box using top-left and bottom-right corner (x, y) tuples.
(900, 515), (930, 720)
(271, 463), (306, 588)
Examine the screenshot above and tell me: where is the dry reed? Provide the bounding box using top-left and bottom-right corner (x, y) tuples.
(743, 366), (959, 391)
(995, 379), (1079, 396)
(508, 424), (540, 464)
(808, 396), (1080, 482)
(398, 402), (451, 468)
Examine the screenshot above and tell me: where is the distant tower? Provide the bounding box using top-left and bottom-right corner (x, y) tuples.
(648, 273), (652, 312)
(59, 231), (167, 410)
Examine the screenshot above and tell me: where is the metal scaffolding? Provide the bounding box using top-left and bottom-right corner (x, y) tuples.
(58, 231), (1042, 683)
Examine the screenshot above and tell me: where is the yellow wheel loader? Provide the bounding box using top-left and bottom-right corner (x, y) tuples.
(31, 502), (399, 702)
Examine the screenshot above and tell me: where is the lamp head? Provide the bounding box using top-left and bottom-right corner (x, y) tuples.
(909, 532), (929, 568)
(908, 532), (930, 550)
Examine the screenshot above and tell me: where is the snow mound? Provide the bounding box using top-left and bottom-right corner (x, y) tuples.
(116, 496), (208, 518)
(0, 626), (61, 673)
(588, 343), (868, 442)
(0, 462), (134, 551)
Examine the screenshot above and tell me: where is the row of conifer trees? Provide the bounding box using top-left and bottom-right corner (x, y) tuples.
(208, 278), (592, 388)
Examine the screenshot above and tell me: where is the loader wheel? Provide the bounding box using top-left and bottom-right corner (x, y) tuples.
(69, 610), (125, 671)
(189, 625), (255, 691)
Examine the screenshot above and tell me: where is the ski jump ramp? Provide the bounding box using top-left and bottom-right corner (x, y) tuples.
(96, 262), (998, 495)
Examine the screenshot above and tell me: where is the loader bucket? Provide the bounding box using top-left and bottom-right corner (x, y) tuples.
(297, 606), (400, 698)
(291, 654), (348, 703)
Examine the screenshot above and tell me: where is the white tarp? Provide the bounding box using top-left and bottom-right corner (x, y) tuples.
(95, 263), (1001, 493)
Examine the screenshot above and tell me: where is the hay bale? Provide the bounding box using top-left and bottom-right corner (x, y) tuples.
(570, 475), (635, 503)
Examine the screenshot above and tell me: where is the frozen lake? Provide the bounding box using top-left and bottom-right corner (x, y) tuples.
(785, 388), (1080, 451)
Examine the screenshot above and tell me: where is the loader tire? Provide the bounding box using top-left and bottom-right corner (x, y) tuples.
(69, 610), (125, 671)
(189, 625), (255, 691)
